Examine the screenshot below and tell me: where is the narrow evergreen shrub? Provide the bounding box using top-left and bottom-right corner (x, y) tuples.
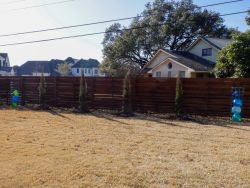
(175, 76), (183, 117)
(79, 70), (89, 113)
(38, 73), (46, 108)
(122, 71), (133, 115)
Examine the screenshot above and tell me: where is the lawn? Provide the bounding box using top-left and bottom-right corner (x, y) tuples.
(0, 109), (250, 188)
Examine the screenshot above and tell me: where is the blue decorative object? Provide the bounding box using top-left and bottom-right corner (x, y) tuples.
(232, 91), (241, 99)
(232, 106), (242, 114)
(232, 113), (241, 122)
(233, 98), (243, 107)
(231, 88), (243, 122)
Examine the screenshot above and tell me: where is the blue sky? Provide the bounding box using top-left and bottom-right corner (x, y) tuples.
(0, 0), (249, 66)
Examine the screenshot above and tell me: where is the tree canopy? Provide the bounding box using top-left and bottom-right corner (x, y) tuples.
(56, 62), (71, 76)
(246, 9), (250, 25)
(214, 30), (250, 78)
(101, 0), (234, 76)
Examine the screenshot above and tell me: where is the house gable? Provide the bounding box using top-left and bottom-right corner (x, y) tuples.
(144, 49), (177, 69)
(187, 38), (219, 63)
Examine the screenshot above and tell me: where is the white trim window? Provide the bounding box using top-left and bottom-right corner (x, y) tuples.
(156, 71), (161, 77)
(168, 71), (171, 78)
(179, 71), (186, 78)
(202, 48), (212, 56)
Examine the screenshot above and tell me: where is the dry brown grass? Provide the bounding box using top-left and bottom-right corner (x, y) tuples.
(0, 109), (250, 188)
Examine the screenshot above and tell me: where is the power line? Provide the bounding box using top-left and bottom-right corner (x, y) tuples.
(0, 0), (246, 37)
(11, 0), (75, 11)
(0, 16), (140, 37)
(0, 0), (26, 5)
(199, 0), (245, 8)
(0, 11), (248, 47)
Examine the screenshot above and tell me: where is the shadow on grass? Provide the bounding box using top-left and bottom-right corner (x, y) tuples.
(185, 115), (250, 132)
(3, 106), (250, 131)
(130, 114), (195, 129)
(91, 111), (130, 125)
(47, 109), (72, 120)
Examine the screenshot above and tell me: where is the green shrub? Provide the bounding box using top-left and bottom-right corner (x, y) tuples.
(79, 71), (89, 113)
(122, 71), (133, 115)
(175, 76), (183, 116)
(38, 73), (46, 108)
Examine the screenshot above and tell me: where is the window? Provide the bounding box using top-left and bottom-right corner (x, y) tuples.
(94, 69), (98, 75)
(179, 71), (186, 78)
(202, 48), (212, 56)
(168, 63), (172, 69)
(76, 68), (79, 73)
(156, 71), (161, 77)
(84, 68), (87, 74)
(168, 71), (171, 78)
(88, 69), (91, 74)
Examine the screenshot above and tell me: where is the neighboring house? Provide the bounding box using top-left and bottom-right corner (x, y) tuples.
(71, 59), (104, 77)
(0, 53), (15, 76)
(187, 37), (232, 63)
(17, 60), (62, 76)
(16, 57), (104, 77)
(65, 57), (78, 65)
(143, 37), (232, 78)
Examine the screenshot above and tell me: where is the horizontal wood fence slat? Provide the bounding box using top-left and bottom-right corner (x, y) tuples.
(0, 76), (249, 117)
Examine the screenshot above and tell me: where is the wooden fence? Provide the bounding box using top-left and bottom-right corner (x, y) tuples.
(0, 76), (249, 117)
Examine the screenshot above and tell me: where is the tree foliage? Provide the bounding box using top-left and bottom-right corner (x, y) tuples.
(246, 9), (250, 25)
(56, 62), (71, 76)
(102, 0), (233, 76)
(214, 30), (250, 78)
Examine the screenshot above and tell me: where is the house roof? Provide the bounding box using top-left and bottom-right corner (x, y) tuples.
(0, 67), (12, 72)
(0, 53), (8, 59)
(17, 59), (65, 76)
(203, 37), (232, 50)
(168, 50), (215, 71)
(144, 49), (214, 72)
(65, 57), (78, 64)
(187, 37), (232, 51)
(72, 59), (100, 68)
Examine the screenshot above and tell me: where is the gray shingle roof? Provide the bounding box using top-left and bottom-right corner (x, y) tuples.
(166, 50), (215, 71)
(17, 59), (65, 76)
(72, 59), (100, 68)
(0, 67), (12, 72)
(0, 53), (8, 59)
(202, 37), (232, 50)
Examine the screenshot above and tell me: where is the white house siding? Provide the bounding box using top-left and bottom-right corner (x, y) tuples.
(151, 60), (192, 78)
(188, 40), (219, 63)
(32, 72), (50, 76)
(72, 68), (103, 77)
(0, 56), (5, 67)
(147, 51), (169, 69)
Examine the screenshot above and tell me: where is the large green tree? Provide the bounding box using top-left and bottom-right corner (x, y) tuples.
(101, 0), (233, 76)
(246, 9), (250, 25)
(214, 30), (250, 78)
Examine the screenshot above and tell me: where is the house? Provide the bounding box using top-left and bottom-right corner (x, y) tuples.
(71, 59), (104, 77)
(16, 57), (104, 77)
(143, 37), (232, 78)
(16, 60), (65, 76)
(0, 53), (15, 76)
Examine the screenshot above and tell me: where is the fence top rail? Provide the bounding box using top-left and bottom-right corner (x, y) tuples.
(0, 76), (250, 81)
